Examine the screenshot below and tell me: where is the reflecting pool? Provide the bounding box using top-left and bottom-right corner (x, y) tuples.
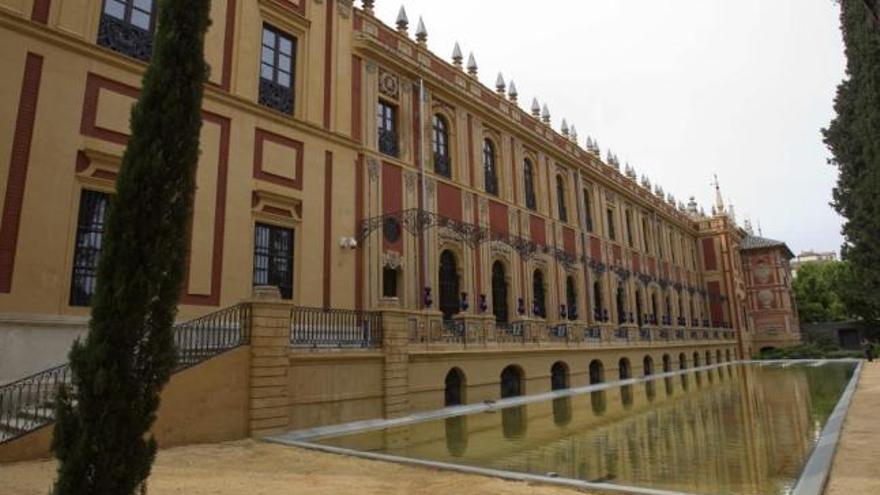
(313, 362), (856, 495)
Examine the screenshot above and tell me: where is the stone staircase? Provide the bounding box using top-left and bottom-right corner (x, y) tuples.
(0, 304), (251, 445)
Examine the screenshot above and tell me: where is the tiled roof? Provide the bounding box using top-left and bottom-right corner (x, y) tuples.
(741, 235), (794, 258)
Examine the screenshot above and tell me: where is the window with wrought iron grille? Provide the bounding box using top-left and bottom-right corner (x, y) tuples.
(524, 159), (537, 210)
(483, 139), (498, 196)
(253, 223), (295, 300)
(98, 0), (156, 61)
(432, 114), (451, 177)
(378, 100), (399, 157)
(70, 190), (110, 306)
(566, 276), (578, 321)
(259, 25), (296, 115)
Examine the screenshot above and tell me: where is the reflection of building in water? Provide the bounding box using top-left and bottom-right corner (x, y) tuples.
(322, 364), (841, 495)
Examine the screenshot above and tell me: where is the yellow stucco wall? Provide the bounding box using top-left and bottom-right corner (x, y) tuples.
(0, 346), (250, 463)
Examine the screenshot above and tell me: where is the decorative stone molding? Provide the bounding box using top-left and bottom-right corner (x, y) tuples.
(379, 69), (400, 99)
(404, 171), (416, 193)
(383, 251), (404, 270)
(367, 156), (380, 181)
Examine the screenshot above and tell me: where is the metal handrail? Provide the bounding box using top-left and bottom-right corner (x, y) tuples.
(0, 303), (251, 445)
(290, 306), (382, 348)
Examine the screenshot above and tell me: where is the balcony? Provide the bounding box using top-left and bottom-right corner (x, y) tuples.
(285, 307), (737, 354)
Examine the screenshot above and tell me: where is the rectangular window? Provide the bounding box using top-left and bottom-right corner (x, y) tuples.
(582, 189), (593, 232)
(253, 223), (295, 300)
(383, 267), (399, 298)
(377, 100), (399, 157)
(606, 208), (616, 241)
(625, 210), (634, 247)
(641, 217), (651, 253)
(259, 25), (297, 115)
(70, 190), (110, 306)
(98, 0), (156, 61)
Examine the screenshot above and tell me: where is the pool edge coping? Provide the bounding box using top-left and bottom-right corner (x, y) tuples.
(266, 359), (862, 495)
(790, 359), (864, 495)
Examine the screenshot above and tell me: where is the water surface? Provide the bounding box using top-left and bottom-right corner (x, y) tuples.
(314, 362), (855, 495)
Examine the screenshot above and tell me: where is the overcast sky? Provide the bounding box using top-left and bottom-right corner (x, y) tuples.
(375, 0), (847, 255)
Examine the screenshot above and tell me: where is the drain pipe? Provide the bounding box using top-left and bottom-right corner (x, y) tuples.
(418, 77), (429, 308)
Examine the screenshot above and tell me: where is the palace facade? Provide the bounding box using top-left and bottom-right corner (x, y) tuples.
(0, 0), (800, 453)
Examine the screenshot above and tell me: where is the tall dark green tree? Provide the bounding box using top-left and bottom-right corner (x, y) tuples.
(51, 1), (212, 493)
(824, 0), (880, 329)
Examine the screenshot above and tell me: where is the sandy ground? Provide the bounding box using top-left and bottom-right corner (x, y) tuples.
(0, 440), (588, 495)
(4, 362), (879, 495)
(825, 361), (880, 495)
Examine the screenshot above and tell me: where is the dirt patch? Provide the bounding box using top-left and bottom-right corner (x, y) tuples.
(825, 361), (880, 495)
(0, 440), (588, 495)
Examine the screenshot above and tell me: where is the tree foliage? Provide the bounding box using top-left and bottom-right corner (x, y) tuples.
(51, 1), (212, 493)
(793, 261), (850, 323)
(823, 0), (880, 329)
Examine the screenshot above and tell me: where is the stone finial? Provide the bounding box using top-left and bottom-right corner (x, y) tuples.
(591, 138), (600, 156)
(362, 0), (375, 16)
(495, 72), (506, 94)
(452, 42), (463, 68)
(561, 119), (569, 137)
(508, 80), (518, 102)
(606, 150), (613, 164)
(541, 103), (551, 125)
(415, 17), (427, 45)
(712, 173), (725, 213)
(641, 175), (651, 189)
(396, 5), (409, 34)
(570, 125), (578, 142)
(744, 218), (755, 235)
(531, 98), (541, 118)
(687, 196), (699, 215)
(466, 52), (478, 77)
(700, 206), (707, 217)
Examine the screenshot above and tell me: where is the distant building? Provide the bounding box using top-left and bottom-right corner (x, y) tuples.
(791, 250), (838, 277)
(741, 236), (802, 352)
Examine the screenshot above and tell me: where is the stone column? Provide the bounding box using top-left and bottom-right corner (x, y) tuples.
(248, 286), (293, 437)
(380, 309), (413, 419)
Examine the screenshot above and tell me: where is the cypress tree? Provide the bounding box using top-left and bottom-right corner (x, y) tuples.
(824, 0), (880, 330)
(51, 1), (212, 493)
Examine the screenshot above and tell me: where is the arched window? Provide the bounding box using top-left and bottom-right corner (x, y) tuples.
(444, 368), (466, 406)
(432, 114), (451, 178)
(643, 356), (654, 376)
(651, 292), (659, 324)
(693, 352), (701, 367)
(717, 350), (722, 364)
(551, 361), (569, 390)
(439, 250), (460, 321)
(726, 349), (732, 362)
(589, 360), (604, 384)
(679, 352), (687, 370)
(483, 139), (498, 196)
(556, 175), (568, 222)
(616, 287), (627, 324)
(500, 365), (524, 398)
(636, 289), (644, 327)
(706, 350), (712, 365)
(491, 261), (509, 324)
(524, 159), (537, 210)
(565, 276), (578, 321)
(619, 358), (631, 380)
(662, 354), (672, 372)
(532, 269), (546, 318)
